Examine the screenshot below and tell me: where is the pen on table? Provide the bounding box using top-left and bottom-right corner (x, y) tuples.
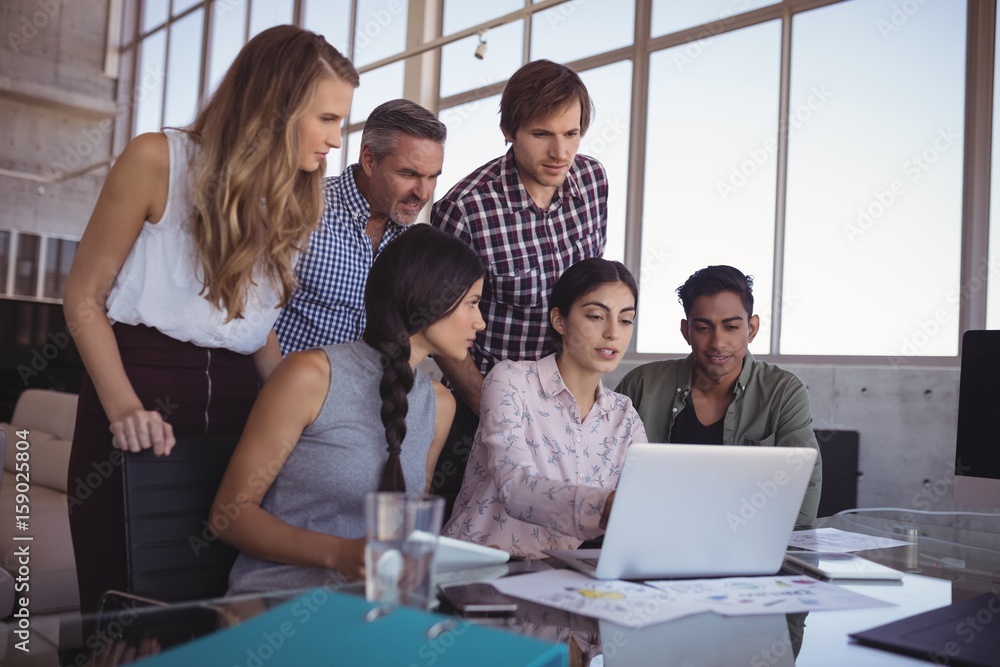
(763, 599), (785, 606)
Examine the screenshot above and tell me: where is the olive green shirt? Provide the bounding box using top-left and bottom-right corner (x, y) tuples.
(615, 352), (822, 529)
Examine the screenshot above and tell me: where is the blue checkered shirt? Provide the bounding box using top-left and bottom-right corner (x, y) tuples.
(431, 148), (607, 374)
(275, 165), (408, 354)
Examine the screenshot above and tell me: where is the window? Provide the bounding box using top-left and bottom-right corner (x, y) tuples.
(782, 0), (965, 356)
(248, 0), (294, 39)
(0, 230), (79, 302)
(134, 29), (166, 135)
(302, 0), (352, 54)
(651, 0), (778, 37)
(43, 239), (79, 300)
(438, 94), (506, 196)
(440, 21), (522, 99)
(353, 0), (409, 69)
(988, 9), (1000, 329)
(0, 231), (10, 294)
(141, 0), (168, 33)
(13, 233), (41, 298)
(531, 0), (633, 64)
(578, 61), (632, 264)
(115, 0), (992, 360)
(206, 0), (247, 94)
(162, 8), (204, 128)
(639, 21), (780, 354)
(443, 0), (522, 35)
(352, 62), (406, 124)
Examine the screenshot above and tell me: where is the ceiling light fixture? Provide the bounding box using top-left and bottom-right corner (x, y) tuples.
(474, 30), (488, 60)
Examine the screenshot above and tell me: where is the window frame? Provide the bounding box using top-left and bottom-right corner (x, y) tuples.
(114, 0), (994, 367)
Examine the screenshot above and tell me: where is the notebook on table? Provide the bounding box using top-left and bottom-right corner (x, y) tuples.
(545, 443), (817, 580)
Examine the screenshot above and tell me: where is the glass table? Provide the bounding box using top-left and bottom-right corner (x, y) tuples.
(2, 510), (997, 666)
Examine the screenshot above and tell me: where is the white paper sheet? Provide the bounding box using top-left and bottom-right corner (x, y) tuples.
(788, 527), (913, 552)
(490, 570), (708, 628)
(644, 575), (895, 616)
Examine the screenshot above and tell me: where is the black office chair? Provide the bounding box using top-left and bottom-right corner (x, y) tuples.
(121, 434), (240, 603)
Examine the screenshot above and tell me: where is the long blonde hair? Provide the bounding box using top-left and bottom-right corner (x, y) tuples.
(187, 25), (358, 321)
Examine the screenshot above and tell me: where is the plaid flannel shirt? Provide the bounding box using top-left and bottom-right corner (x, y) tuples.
(431, 148), (608, 373)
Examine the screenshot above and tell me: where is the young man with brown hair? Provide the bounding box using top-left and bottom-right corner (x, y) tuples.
(430, 60), (608, 512)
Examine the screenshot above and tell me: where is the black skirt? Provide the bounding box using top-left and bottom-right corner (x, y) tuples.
(67, 323), (260, 612)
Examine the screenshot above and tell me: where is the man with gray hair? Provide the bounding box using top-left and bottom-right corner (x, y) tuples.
(276, 99), (447, 353)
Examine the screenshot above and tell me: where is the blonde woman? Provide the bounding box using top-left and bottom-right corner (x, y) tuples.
(63, 25), (358, 612)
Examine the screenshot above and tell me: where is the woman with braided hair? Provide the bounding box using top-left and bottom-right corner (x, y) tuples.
(215, 225), (485, 593)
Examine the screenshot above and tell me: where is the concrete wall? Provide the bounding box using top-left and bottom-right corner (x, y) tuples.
(1, 0), (116, 237)
(603, 360), (964, 514)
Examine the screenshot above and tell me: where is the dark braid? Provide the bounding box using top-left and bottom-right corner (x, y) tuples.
(375, 332), (414, 493)
(363, 225), (484, 494)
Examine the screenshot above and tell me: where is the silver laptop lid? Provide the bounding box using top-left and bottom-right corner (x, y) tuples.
(597, 443), (817, 580)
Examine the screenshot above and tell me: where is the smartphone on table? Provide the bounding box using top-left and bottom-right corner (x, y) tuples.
(437, 582), (519, 614)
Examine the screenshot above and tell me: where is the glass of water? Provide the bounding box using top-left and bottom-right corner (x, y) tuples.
(364, 492), (444, 610)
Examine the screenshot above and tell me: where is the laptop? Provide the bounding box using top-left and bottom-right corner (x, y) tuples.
(545, 443), (817, 580)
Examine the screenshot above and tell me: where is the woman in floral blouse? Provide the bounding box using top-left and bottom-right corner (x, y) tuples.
(443, 258), (647, 558)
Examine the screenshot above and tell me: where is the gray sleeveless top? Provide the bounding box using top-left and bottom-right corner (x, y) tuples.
(227, 340), (436, 594)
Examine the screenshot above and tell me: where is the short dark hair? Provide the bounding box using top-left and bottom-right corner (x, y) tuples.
(361, 99), (447, 163)
(500, 60), (594, 138)
(549, 258), (638, 342)
(676, 265), (754, 317)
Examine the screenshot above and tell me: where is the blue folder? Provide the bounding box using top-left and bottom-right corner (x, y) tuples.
(135, 588), (567, 666)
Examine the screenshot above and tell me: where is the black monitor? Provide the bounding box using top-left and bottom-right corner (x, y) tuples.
(953, 330), (1000, 507)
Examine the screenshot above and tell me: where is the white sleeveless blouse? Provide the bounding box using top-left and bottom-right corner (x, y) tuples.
(105, 130), (283, 354)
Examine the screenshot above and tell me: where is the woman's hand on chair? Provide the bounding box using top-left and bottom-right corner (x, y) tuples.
(109, 408), (176, 456)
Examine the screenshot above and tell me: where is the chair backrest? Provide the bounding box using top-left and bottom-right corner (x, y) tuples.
(121, 434), (240, 603)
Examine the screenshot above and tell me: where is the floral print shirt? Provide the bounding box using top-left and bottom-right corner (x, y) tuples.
(442, 354), (647, 559)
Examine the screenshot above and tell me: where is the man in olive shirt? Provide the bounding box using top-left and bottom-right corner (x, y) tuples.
(616, 265), (822, 529)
